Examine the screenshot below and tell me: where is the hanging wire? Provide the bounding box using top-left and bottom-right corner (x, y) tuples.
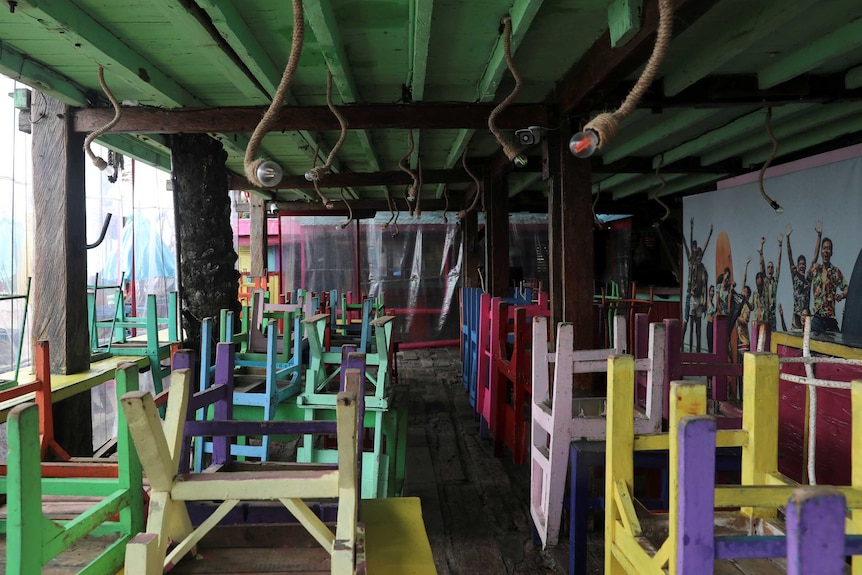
(457, 152), (482, 219)
(244, 0), (304, 187)
(652, 154), (671, 221)
(591, 182), (602, 228)
(758, 107), (783, 213)
(83, 66), (121, 171)
(305, 66), (349, 185)
(442, 186), (450, 223)
(487, 16), (525, 165)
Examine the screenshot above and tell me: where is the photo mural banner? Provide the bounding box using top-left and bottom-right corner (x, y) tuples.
(683, 151), (862, 353)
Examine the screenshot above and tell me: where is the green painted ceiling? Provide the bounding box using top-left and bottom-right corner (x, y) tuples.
(2, 0), (862, 215)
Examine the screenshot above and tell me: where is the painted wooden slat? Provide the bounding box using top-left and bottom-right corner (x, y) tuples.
(6, 403), (44, 573)
(786, 488), (847, 575)
(124, 532), (161, 575)
(164, 499), (240, 570)
(742, 353), (779, 518)
(852, 380), (862, 575)
(281, 497), (336, 551)
(605, 355), (635, 575)
(676, 416), (716, 574)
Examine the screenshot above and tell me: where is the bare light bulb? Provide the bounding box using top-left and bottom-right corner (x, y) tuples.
(770, 200), (784, 214)
(569, 130), (599, 158)
(513, 154), (528, 168)
(256, 160), (283, 187)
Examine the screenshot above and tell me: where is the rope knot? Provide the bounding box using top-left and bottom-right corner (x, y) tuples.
(305, 166), (327, 182)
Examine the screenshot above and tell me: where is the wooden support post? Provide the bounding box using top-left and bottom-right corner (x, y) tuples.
(170, 133), (240, 347)
(249, 194), (268, 279)
(31, 92), (92, 454)
(32, 92), (90, 374)
(484, 171), (509, 297)
(551, 123), (595, 391)
(462, 209), (480, 289)
(543, 126), (563, 343)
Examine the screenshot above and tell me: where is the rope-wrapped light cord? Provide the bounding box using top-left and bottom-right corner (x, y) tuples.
(457, 152), (482, 219)
(83, 66), (121, 171)
(582, 0), (674, 149)
(398, 130), (420, 215)
(306, 67), (349, 184)
(487, 16), (524, 163)
(414, 157), (423, 218)
(442, 187), (450, 223)
(758, 107), (783, 212)
(244, 0), (304, 187)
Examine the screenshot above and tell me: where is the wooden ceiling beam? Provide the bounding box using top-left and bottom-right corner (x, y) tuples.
(270, 197), (457, 215)
(229, 168), (475, 191)
(71, 103), (549, 133)
(596, 156), (743, 175)
(554, 0), (719, 116)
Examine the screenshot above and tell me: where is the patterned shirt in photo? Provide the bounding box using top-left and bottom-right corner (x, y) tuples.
(791, 272), (811, 319)
(808, 262), (847, 319)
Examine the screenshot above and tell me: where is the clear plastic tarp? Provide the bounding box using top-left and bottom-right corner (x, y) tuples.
(268, 211), (551, 344)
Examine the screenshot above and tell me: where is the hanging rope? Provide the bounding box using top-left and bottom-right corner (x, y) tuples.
(337, 187), (354, 229)
(581, 0), (674, 150)
(487, 16), (524, 163)
(398, 130), (420, 215)
(244, 0), (304, 187)
(305, 66), (349, 184)
(652, 154), (671, 221)
(83, 66), (121, 171)
(442, 186), (450, 223)
(757, 107), (783, 212)
(456, 152), (482, 219)
(308, 136), (332, 206)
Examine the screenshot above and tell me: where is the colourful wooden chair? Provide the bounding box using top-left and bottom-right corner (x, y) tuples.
(121, 345), (364, 575)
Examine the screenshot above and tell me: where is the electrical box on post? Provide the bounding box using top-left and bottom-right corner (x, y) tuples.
(10, 87), (31, 110)
(608, 0), (643, 48)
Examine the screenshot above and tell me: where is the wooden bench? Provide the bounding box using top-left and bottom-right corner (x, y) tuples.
(121, 344), (364, 575)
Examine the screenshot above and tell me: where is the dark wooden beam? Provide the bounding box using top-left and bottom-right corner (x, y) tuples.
(555, 0), (719, 116)
(596, 156), (744, 175)
(462, 209), (480, 289)
(270, 196), (458, 215)
(544, 126), (563, 340)
(484, 171), (509, 297)
(72, 103), (550, 134)
(230, 168), (475, 192)
(31, 92), (92, 455)
(597, 74), (862, 109)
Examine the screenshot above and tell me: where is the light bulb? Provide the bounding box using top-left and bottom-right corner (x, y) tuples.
(304, 171), (315, 182)
(256, 160), (283, 187)
(770, 200), (784, 214)
(513, 154), (528, 168)
(325, 201), (334, 210)
(569, 130), (599, 158)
